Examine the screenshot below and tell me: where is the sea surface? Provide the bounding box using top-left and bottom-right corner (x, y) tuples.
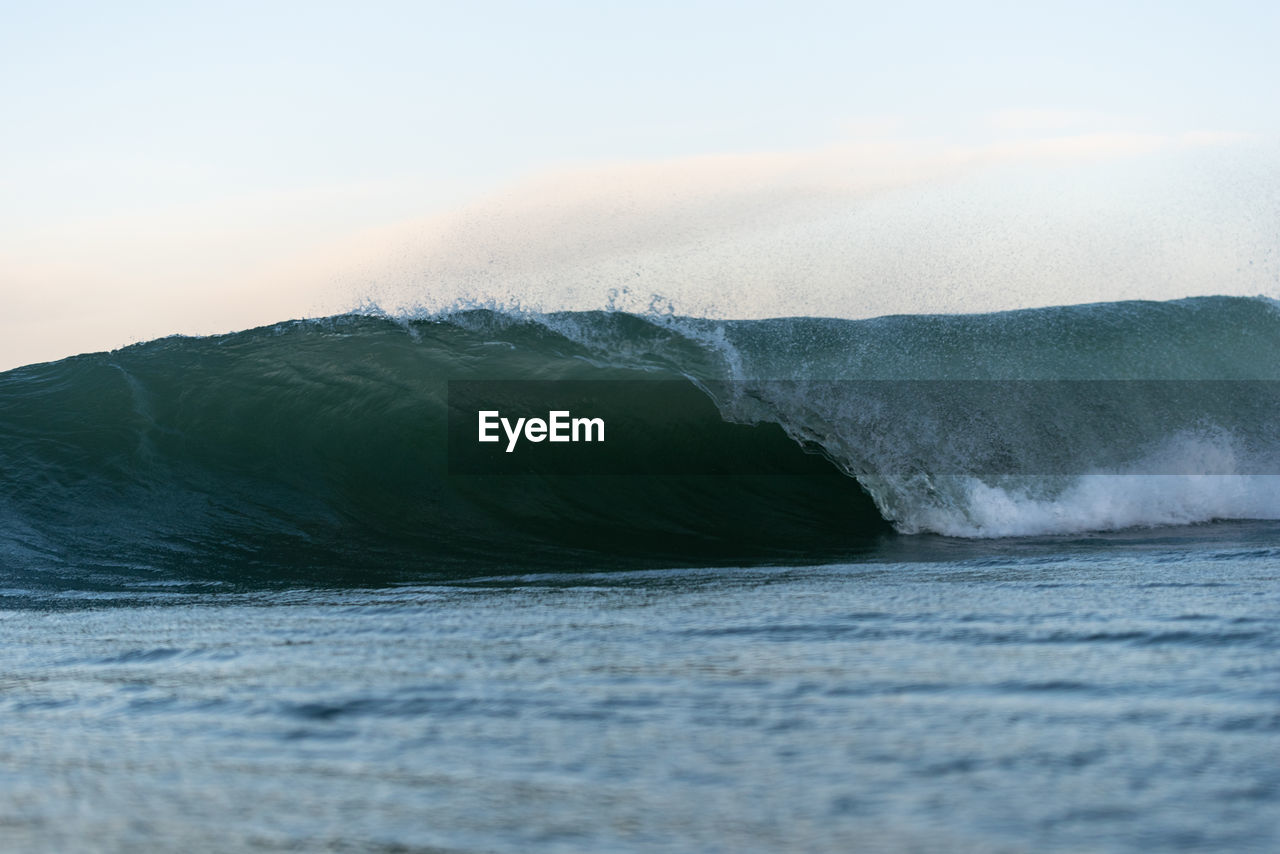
(2, 297), (1279, 851)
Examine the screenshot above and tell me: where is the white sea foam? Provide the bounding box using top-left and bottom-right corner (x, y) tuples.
(885, 432), (1280, 537)
(894, 474), (1280, 538)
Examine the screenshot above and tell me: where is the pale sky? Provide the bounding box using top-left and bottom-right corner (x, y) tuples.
(2, 1), (1278, 369)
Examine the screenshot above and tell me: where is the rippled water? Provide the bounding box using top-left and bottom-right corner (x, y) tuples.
(3, 528), (1279, 852)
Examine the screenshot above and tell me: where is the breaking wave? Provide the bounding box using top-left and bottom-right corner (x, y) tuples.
(2, 295), (1279, 581)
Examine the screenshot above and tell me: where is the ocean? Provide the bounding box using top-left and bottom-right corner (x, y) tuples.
(2, 296), (1278, 852)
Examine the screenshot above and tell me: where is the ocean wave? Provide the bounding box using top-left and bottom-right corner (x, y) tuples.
(1, 295), (1278, 579)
